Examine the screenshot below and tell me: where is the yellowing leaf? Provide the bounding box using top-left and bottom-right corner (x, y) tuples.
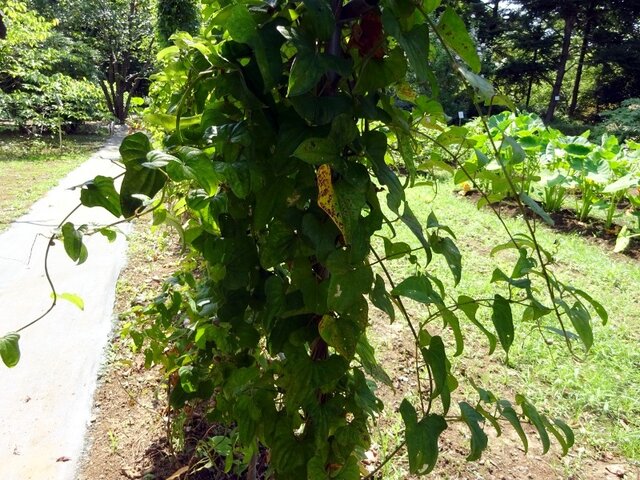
(316, 164), (347, 242)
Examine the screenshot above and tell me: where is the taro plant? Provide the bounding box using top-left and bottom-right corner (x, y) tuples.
(455, 112), (561, 204)
(2, 2), (609, 478)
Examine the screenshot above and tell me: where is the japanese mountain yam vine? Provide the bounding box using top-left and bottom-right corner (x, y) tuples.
(1, 0), (610, 478)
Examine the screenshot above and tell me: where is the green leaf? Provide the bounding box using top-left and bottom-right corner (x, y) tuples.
(491, 267), (531, 289)
(61, 222), (88, 265)
(143, 112), (201, 132)
(400, 399), (447, 474)
(431, 235), (462, 285)
(543, 417), (571, 455)
(318, 315), (359, 359)
(498, 399), (528, 453)
(333, 456), (361, 480)
(397, 131), (417, 182)
(289, 94), (352, 125)
(302, 0), (335, 40)
(80, 176), (122, 217)
(552, 419), (575, 453)
(421, 336), (447, 398)
(370, 274), (395, 322)
(287, 51), (325, 97)
(565, 143), (592, 157)
(0, 333), (20, 368)
(119, 132), (151, 165)
(293, 137), (338, 165)
(400, 204), (432, 263)
(333, 179), (367, 246)
(174, 147), (220, 195)
(142, 150), (176, 169)
(423, 0), (441, 14)
(459, 402), (488, 461)
(254, 22), (286, 91)
(327, 264), (372, 313)
(565, 300), (593, 351)
(258, 220), (296, 269)
(225, 4), (257, 44)
(382, 237), (412, 260)
(120, 167), (166, 217)
(603, 173), (638, 194)
(476, 404), (502, 436)
(436, 126), (469, 147)
(356, 335), (393, 387)
(458, 66), (495, 101)
(98, 228), (117, 243)
(566, 286), (608, 324)
(457, 295), (497, 354)
(426, 211), (457, 239)
(178, 365), (198, 394)
(436, 8), (481, 73)
(519, 192), (554, 226)
(353, 48), (407, 94)
(491, 294), (514, 354)
(516, 394), (551, 454)
(55, 292), (85, 311)
(501, 136), (526, 164)
(363, 130), (404, 213)
(392, 275), (442, 305)
(440, 307), (464, 356)
(382, 13), (430, 83)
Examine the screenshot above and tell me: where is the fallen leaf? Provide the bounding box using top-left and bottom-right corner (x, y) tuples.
(166, 465), (189, 480)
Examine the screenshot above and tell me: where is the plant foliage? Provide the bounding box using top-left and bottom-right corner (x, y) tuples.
(2, 1), (613, 477)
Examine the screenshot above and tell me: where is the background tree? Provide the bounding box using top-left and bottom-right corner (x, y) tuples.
(155, 0), (199, 48)
(43, 0), (156, 123)
(491, 8), (556, 110)
(0, 10), (6, 39)
(590, 2), (640, 111)
(0, 0), (106, 132)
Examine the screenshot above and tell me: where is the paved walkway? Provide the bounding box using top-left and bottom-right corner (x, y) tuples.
(0, 131), (131, 480)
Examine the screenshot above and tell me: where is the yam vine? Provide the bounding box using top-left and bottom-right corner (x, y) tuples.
(1, 0), (610, 477)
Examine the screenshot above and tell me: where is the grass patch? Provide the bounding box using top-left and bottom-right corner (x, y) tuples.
(372, 178), (640, 474)
(0, 133), (107, 231)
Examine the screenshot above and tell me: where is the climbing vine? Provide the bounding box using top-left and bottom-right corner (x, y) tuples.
(1, 1), (608, 477)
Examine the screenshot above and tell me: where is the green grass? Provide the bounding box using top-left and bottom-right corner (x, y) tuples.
(0, 133), (107, 231)
(373, 178), (640, 474)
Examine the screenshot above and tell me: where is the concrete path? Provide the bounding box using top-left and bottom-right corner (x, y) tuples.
(0, 130), (132, 480)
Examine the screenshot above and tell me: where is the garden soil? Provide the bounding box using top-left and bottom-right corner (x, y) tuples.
(77, 228), (639, 479)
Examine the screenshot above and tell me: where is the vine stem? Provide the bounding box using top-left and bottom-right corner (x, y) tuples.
(413, 128), (518, 246)
(16, 203), (81, 333)
(362, 439), (406, 480)
(12, 189), (166, 334)
(371, 247), (435, 415)
(421, 8), (576, 356)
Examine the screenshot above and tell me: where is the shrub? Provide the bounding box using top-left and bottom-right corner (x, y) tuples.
(598, 98), (640, 141)
(0, 74), (108, 134)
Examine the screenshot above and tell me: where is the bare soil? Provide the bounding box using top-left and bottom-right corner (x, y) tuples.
(461, 190), (640, 261)
(78, 223), (640, 479)
(368, 310), (639, 480)
(77, 223), (184, 480)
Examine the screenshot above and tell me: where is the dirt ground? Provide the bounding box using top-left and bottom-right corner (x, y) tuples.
(461, 189), (640, 261)
(78, 223), (640, 480)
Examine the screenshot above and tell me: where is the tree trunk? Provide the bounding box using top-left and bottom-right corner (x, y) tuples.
(492, 0), (500, 17)
(545, 12), (577, 124)
(525, 49), (538, 110)
(568, 2), (595, 117)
